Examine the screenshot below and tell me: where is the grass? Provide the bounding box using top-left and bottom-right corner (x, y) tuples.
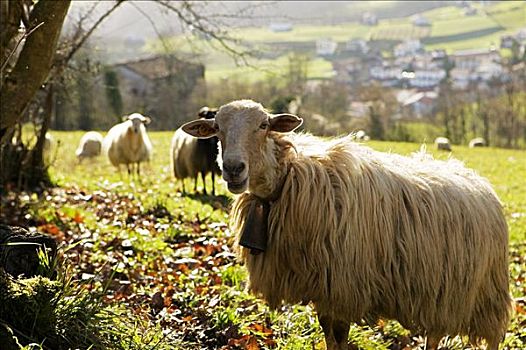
(2, 130), (525, 349)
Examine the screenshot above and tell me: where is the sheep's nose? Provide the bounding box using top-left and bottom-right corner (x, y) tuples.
(223, 161), (246, 177)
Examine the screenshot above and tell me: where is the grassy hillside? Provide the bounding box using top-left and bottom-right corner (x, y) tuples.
(144, 1), (525, 82)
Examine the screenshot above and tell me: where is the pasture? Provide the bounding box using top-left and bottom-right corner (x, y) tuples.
(3, 130), (524, 349)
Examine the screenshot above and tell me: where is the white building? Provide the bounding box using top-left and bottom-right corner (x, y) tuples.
(269, 23), (293, 32)
(316, 38), (338, 56)
(412, 15), (430, 27)
(345, 39), (369, 54)
(370, 65), (400, 80)
(394, 40), (423, 57)
(408, 69), (446, 88)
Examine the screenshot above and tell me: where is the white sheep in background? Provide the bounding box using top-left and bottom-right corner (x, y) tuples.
(76, 131), (103, 163)
(434, 136), (451, 151)
(171, 107), (220, 195)
(182, 100), (511, 350)
(355, 129), (370, 141)
(469, 137), (486, 148)
(44, 132), (53, 151)
(103, 113), (152, 177)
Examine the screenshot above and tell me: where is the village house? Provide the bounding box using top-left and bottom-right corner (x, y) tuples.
(361, 12), (378, 26)
(451, 48), (500, 70)
(412, 14), (430, 27)
(316, 38), (338, 56)
(405, 69), (446, 89)
(397, 90), (438, 118)
(111, 55), (205, 129)
(345, 39), (369, 54)
(394, 40), (423, 57)
(269, 22), (293, 32)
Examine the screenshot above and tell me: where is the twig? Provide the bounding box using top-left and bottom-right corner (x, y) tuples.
(62, 0), (125, 65)
(0, 22), (44, 74)
(130, 2), (174, 54)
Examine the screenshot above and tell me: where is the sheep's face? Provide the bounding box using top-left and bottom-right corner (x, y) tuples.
(182, 100), (302, 194)
(126, 113), (151, 134)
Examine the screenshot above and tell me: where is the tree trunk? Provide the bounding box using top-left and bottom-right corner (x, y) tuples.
(0, 0), (71, 143)
(0, 224), (57, 278)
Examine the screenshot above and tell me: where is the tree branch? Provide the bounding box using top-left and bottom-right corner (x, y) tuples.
(60, 0), (125, 67)
(0, 0), (71, 141)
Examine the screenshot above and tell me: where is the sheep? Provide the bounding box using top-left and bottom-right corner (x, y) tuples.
(355, 129), (370, 141)
(469, 137), (486, 148)
(44, 132), (53, 151)
(103, 113), (152, 177)
(76, 131), (103, 163)
(434, 136), (451, 151)
(182, 99), (511, 350)
(171, 107), (220, 195)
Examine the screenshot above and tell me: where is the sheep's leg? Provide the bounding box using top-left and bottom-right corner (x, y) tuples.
(201, 172), (207, 195)
(486, 341), (499, 350)
(194, 176), (198, 193)
(211, 171), (215, 196)
(319, 315), (338, 350)
(425, 336), (441, 350)
(332, 319), (350, 350)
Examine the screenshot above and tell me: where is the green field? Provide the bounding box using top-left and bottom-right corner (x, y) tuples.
(2, 130), (524, 349)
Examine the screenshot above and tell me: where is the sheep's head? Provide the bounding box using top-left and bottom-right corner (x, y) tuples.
(125, 113), (151, 133)
(182, 100), (302, 194)
(198, 106), (217, 120)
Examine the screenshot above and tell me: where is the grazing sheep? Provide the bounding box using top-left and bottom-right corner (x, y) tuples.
(76, 131), (103, 163)
(171, 107), (220, 195)
(469, 137), (486, 148)
(44, 132), (53, 151)
(355, 129), (370, 141)
(182, 100), (511, 350)
(434, 136), (451, 151)
(103, 113), (152, 177)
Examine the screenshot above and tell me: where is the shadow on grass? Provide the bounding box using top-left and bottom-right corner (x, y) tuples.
(184, 192), (232, 211)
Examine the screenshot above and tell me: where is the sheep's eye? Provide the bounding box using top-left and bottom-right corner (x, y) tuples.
(259, 122), (269, 130)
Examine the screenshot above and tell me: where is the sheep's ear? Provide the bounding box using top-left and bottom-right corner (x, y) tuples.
(143, 116), (151, 125)
(122, 115), (129, 122)
(182, 119), (218, 139)
(270, 113), (303, 132)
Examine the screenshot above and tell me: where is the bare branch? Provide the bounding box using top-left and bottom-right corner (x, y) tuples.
(1, 22), (44, 74)
(130, 2), (175, 54)
(60, 0), (125, 67)
(156, 0), (254, 67)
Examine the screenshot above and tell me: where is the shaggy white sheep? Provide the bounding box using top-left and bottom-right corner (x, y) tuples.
(103, 113), (152, 177)
(171, 107), (220, 195)
(76, 131), (103, 163)
(182, 100), (511, 350)
(434, 136), (451, 151)
(469, 137), (486, 148)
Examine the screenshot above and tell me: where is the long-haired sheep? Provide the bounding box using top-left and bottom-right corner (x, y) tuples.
(171, 107), (220, 195)
(76, 131), (103, 163)
(103, 113), (152, 177)
(182, 100), (511, 350)
(434, 136), (451, 151)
